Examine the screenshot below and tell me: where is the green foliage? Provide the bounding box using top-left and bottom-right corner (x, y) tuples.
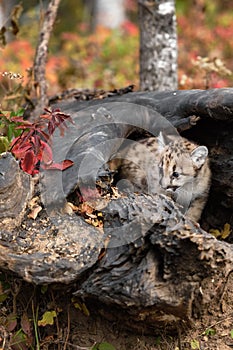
(203, 328), (216, 336)
(0, 109), (24, 139)
(40, 285), (48, 294)
(72, 297), (90, 316)
(10, 329), (28, 350)
(0, 108), (25, 154)
(0, 136), (10, 153)
(190, 339), (200, 349)
(92, 342), (116, 350)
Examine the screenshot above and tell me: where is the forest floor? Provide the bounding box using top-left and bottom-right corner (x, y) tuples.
(1, 262), (233, 350)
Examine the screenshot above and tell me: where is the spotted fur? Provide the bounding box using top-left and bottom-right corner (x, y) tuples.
(110, 133), (211, 222)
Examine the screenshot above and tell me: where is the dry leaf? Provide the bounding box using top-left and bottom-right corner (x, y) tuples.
(28, 205), (42, 220)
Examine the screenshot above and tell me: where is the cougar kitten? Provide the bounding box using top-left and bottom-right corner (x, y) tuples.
(110, 132), (211, 222)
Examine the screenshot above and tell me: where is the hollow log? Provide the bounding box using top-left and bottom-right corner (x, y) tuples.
(0, 88), (233, 332)
(51, 88), (233, 230)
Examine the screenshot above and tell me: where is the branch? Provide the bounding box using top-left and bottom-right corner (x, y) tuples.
(33, 0), (61, 118)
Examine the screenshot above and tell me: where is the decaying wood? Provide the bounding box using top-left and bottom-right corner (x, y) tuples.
(0, 88), (233, 332)
(75, 193), (233, 331)
(0, 152), (33, 231)
(0, 213), (104, 284)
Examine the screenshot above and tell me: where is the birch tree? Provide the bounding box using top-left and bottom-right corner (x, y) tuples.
(138, 0), (178, 91)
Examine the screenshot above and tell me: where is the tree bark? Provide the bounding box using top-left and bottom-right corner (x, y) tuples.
(33, 0), (61, 117)
(138, 0), (178, 91)
(0, 0), (16, 28)
(45, 88), (233, 231)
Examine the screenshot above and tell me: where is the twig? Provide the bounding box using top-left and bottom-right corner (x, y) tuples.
(201, 313), (233, 334)
(32, 301), (40, 350)
(63, 304), (71, 350)
(60, 342), (94, 350)
(50, 289), (61, 350)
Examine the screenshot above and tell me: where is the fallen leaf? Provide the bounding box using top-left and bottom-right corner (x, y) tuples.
(38, 310), (57, 327)
(28, 205), (42, 220)
(210, 223), (232, 240)
(6, 313), (17, 332)
(21, 313), (31, 336)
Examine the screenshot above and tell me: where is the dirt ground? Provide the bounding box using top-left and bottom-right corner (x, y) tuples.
(1, 270), (233, 350)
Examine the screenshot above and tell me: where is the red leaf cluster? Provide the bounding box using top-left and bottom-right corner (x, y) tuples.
(10, 108), (74, 175)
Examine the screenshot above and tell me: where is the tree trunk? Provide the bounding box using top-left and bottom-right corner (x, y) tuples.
(33, 0), (61, 117)
(0, 0), (18, 42)
(138, 0), (178, 91)
(0, 0), (17, 27)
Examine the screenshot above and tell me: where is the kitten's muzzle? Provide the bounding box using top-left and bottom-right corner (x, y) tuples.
(160, 182), (179, 192)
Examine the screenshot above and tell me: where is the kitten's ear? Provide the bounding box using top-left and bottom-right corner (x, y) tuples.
(191, 146), (208, 168)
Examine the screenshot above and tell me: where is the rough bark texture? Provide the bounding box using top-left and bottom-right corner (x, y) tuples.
(0, 152), (33, 231)
(138, 0), (178, 90)
(33, 0), (61, 116)
(76, 193), (233, 332)
(0, 88), (233, 332)
(51, 88), (233, 231)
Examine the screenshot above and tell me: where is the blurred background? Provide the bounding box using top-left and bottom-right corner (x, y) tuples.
(0, 0), (233, 95)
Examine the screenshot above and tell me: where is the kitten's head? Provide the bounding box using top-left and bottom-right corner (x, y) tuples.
(157, 132), (208, 192)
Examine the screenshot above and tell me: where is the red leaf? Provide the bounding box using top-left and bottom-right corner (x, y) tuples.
(14, 124), (31, 130)
(20, 150), (38, 175)
(42, 159), (73, 171)
(32, 135), (42, 154)
(59, 159), (74, 170)
(42, 108), (74, 136)
(11, 138), (32, 159)
(81, 187), (100, 201)
(40, 141), (53, 165)
(48, 120), (56, 135)
(11, 117), (32, 125)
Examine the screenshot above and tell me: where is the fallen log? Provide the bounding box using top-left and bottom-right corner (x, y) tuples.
(0, 88), (233, 332)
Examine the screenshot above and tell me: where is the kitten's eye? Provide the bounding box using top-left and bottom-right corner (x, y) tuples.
(172, 171), (180, 178)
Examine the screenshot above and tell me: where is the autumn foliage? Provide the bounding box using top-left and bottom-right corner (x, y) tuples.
(10, 109), (74, 175)
(0, 1), (233, 98)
